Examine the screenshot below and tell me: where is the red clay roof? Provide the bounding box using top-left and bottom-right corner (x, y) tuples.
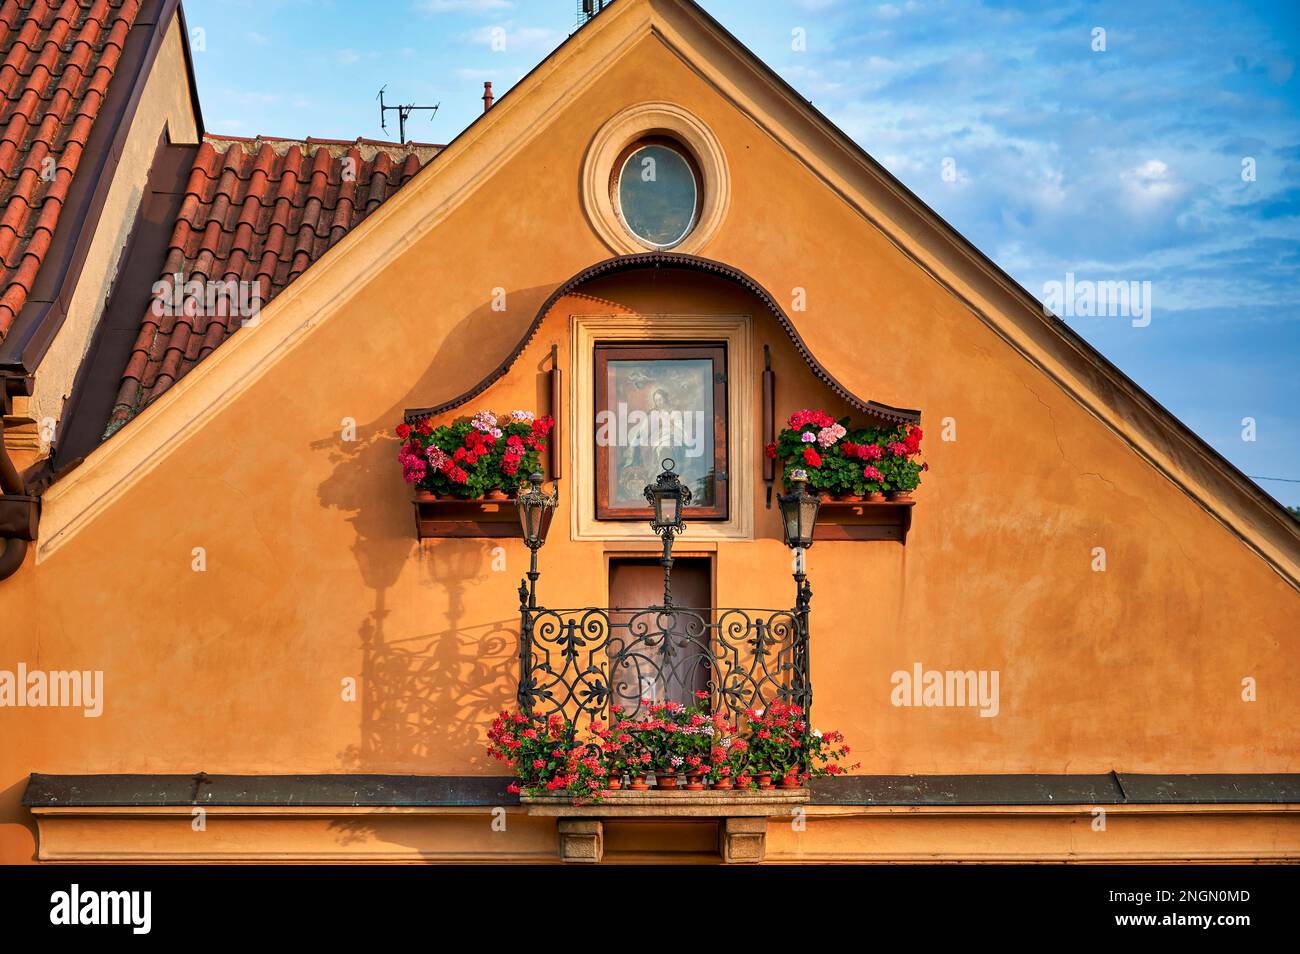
(106, 133), (438, 432)
(0, 0), (141, 341)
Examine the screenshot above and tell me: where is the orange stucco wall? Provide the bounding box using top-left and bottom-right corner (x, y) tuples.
(0, 20), (1296, 863)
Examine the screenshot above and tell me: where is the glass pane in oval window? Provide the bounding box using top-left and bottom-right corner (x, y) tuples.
(618, 144), (697, 247)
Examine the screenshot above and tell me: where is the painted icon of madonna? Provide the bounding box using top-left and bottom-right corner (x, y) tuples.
(593, 343), (728, 520)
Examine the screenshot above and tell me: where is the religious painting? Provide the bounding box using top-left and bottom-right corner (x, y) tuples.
(593, 343), (728, 520)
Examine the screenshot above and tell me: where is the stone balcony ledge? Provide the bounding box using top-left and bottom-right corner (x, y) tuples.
(520, 788), (808, 817)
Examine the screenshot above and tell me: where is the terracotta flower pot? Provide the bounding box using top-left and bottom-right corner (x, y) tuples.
(754, 773), (774, 790)
(685, 773), (705, 791)
(414, 491), (440, 502)
(711, 778), (734, 791)
(655, 771), (679, 790)
(485, 489), (509, 501)
(606, 772), (623, 790)
(888, 491), (914, 502)
(629, 775), (649, 791)
(865, 491), (887, 503)
(777, 774), (801, 789)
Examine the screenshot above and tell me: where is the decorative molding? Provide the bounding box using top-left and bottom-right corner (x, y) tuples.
(27, 801), (1299, 863)
(404, 253), (921, 426)
(581, 100), (730, 255)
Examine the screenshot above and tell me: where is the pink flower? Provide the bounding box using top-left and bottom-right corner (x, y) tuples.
(816, 423), (846, 447)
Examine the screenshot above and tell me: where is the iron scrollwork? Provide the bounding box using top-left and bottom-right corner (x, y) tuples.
(516, 598), (811, 723)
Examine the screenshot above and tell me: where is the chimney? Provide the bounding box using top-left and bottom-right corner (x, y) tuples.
(482, 82), (493, 113)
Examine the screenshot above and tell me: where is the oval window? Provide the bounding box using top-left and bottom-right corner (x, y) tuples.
(614, 140), (700, 249)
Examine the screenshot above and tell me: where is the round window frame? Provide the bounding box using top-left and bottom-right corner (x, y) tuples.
(582, 102), (730, 255)
(608, 136), (704, 250)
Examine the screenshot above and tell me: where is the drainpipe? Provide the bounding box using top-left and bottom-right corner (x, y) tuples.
(0, 374), (39, 582)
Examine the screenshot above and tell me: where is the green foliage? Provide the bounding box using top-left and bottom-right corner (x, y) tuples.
(769, 412), (925, 496)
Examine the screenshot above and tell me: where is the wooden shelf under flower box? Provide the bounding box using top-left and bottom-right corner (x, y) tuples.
(813, 499), (915, 543)
(413, 497), (520, 539)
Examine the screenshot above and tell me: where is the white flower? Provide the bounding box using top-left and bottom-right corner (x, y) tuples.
(812, 728), (823, 738)
(510, 410), (535, 422)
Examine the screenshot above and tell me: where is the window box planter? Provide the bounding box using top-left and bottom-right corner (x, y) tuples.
(398, 408), (554, 538)
(768, 410), (925, 538)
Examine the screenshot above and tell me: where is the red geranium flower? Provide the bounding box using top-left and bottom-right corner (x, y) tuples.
(803, 447), (821, 467)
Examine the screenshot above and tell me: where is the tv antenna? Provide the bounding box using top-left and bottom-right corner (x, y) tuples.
(577, 0), (608, 26)
(377, 86), (439, 144)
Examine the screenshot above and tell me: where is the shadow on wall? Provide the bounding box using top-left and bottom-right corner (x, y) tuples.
(343, 611), (517, 772)
(305, 294), (559, 853)
(310, 295), (557, 777)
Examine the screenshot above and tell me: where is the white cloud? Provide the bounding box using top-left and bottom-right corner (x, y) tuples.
(1123, 159), (1180, 202)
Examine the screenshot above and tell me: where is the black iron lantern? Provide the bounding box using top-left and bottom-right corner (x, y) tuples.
(516, 472), (556, 550)
(642, 458), (691, 607)
(777, 473), (820, 550)
(643, 457), (691, 535)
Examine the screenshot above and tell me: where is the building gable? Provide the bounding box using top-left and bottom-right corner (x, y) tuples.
(27, 0), (1300, 597)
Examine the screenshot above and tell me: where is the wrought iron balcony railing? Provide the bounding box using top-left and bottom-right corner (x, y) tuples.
(516, 577), (812, 722)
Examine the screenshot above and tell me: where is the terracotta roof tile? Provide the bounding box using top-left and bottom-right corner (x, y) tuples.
(0, 0), (141, 339)
(104, 133), (439, 433)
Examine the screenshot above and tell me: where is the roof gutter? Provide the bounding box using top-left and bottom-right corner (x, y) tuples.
(0, 373), (38, 581)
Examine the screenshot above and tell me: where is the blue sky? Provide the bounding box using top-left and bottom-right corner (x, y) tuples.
(182, 0), (1300, 506)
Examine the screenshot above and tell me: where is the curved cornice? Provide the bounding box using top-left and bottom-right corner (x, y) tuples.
(404, 251), (922, 426)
